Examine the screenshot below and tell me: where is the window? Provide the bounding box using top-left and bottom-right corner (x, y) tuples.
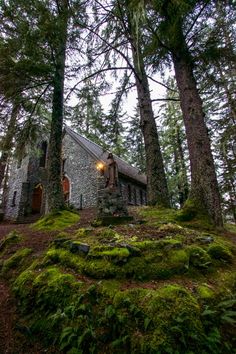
(39, 141), (47, 167)
(134, 188), (137, 205)
(11, 191), (17, 206)
(62, 158), (66, 174)
(128, 185), (132, 203)
(140, 190), (143, 205)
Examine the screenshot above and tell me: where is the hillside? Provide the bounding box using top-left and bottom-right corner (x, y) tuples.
(0, 207), (236, 354)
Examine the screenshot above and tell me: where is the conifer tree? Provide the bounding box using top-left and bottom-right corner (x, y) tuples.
(136, 0), (223, 225)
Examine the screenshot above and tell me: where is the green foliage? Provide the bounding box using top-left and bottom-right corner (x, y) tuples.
(33, 210), (80, 231)
(1, 248), (32, 274)
(0, 230), (22, 253)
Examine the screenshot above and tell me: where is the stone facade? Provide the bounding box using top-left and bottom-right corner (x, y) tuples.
(5, 129), (147, 221)
(63, 133), (99, 209)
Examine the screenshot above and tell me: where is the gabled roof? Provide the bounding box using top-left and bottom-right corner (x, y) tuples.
(65, 126), (147, 186)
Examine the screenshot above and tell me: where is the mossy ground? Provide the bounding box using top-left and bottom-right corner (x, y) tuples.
(32, 210), (80, 231)
(1, 206), (236, 353)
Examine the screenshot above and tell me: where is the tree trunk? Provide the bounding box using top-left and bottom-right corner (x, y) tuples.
(47, 1), (68, 212)
(0, 101), (20, 189)
(173, 125), (189, 207)
(131, 48), (170, 207)
(176, 125), (189, 205)
(172, 49), (223, 226)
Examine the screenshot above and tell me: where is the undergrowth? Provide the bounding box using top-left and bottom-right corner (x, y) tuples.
(1, 206), (235, 353)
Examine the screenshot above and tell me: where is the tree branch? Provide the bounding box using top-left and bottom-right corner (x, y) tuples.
(65, 66), (131, 101)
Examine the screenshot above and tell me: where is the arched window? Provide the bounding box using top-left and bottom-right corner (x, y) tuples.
(62, 176), (70, 204)
(11, 191), (17, 206)
(39, 141), (47, 167)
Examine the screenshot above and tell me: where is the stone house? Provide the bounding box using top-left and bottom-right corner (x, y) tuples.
(5, 126), (147, 221)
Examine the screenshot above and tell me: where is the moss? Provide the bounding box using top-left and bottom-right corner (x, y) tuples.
(97, 280), (121, 297)
(32, 267), (81, 310)
(56, 231), (70, 238)
(138, 207), (177, 226)
(83, 259), (118, 279)
(97, 228), (122, 241)
(132, 238), (182, 251)
(89, 246), (130, 260)
(45, 248), (85, 273)
(113, 285), (204, 353)
(175, 199), (216, 232)
(175, 199), (198, 222)
(207, 244), (233, 263)
(122, 257), (150, 280)
(131, 240), (157, 250)
(45, 248), (118, 279)
(75, 228), (93, 237)
(144, 285), (203, 352)
(196, 285), (215, 300)
(158, 223), (183, 232)
(0, 230), (22, 253)
(1, 248), (32, 274)
(14, 267), (81, 313)
(32, 210), (80, 231)
(225, 223), (236, 233)
(122, 249), (188, 281)
(187, 246), (212, 269)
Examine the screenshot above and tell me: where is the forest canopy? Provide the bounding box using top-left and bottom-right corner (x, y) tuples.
(0, 0), (235, 225)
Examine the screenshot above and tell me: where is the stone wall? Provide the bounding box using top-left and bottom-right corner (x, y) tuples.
(5, 145), (48, 221)
(5, 156), (30, 220)
(63, 134), (99, 209)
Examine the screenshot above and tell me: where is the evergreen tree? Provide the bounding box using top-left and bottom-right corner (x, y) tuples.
(159, 78), (189, 208)
(136, 0), (223, 225)
(125, 108), (146, 173)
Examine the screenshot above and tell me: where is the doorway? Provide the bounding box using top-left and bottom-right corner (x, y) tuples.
(32, 184), (43, 213)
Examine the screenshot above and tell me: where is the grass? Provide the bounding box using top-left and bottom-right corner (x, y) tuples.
(32, 210), (80, 231)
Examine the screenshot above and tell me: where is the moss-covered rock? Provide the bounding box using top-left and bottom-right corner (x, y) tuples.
(45, 248), (86, 273)
(187, 246), (212, 269)
(1, 248), (32, 274)
(196, 285), (215, 300)
(75, 228), (93, 238)
(207, 244), (233, 263)
(14, 266), (81, 313)
(83, 259), (118, 279)
(33, 210), (80, 231)
(89, 246), (130, 263)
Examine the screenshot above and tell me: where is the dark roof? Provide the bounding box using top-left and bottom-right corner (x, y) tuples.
(65, 126), (147, 186)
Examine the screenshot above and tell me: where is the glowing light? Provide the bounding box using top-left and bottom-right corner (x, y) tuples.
(96, 162), (104, 171)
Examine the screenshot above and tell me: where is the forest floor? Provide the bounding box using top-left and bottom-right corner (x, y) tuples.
(0, 207), (236, 354)
(0, 208), (97, 354)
